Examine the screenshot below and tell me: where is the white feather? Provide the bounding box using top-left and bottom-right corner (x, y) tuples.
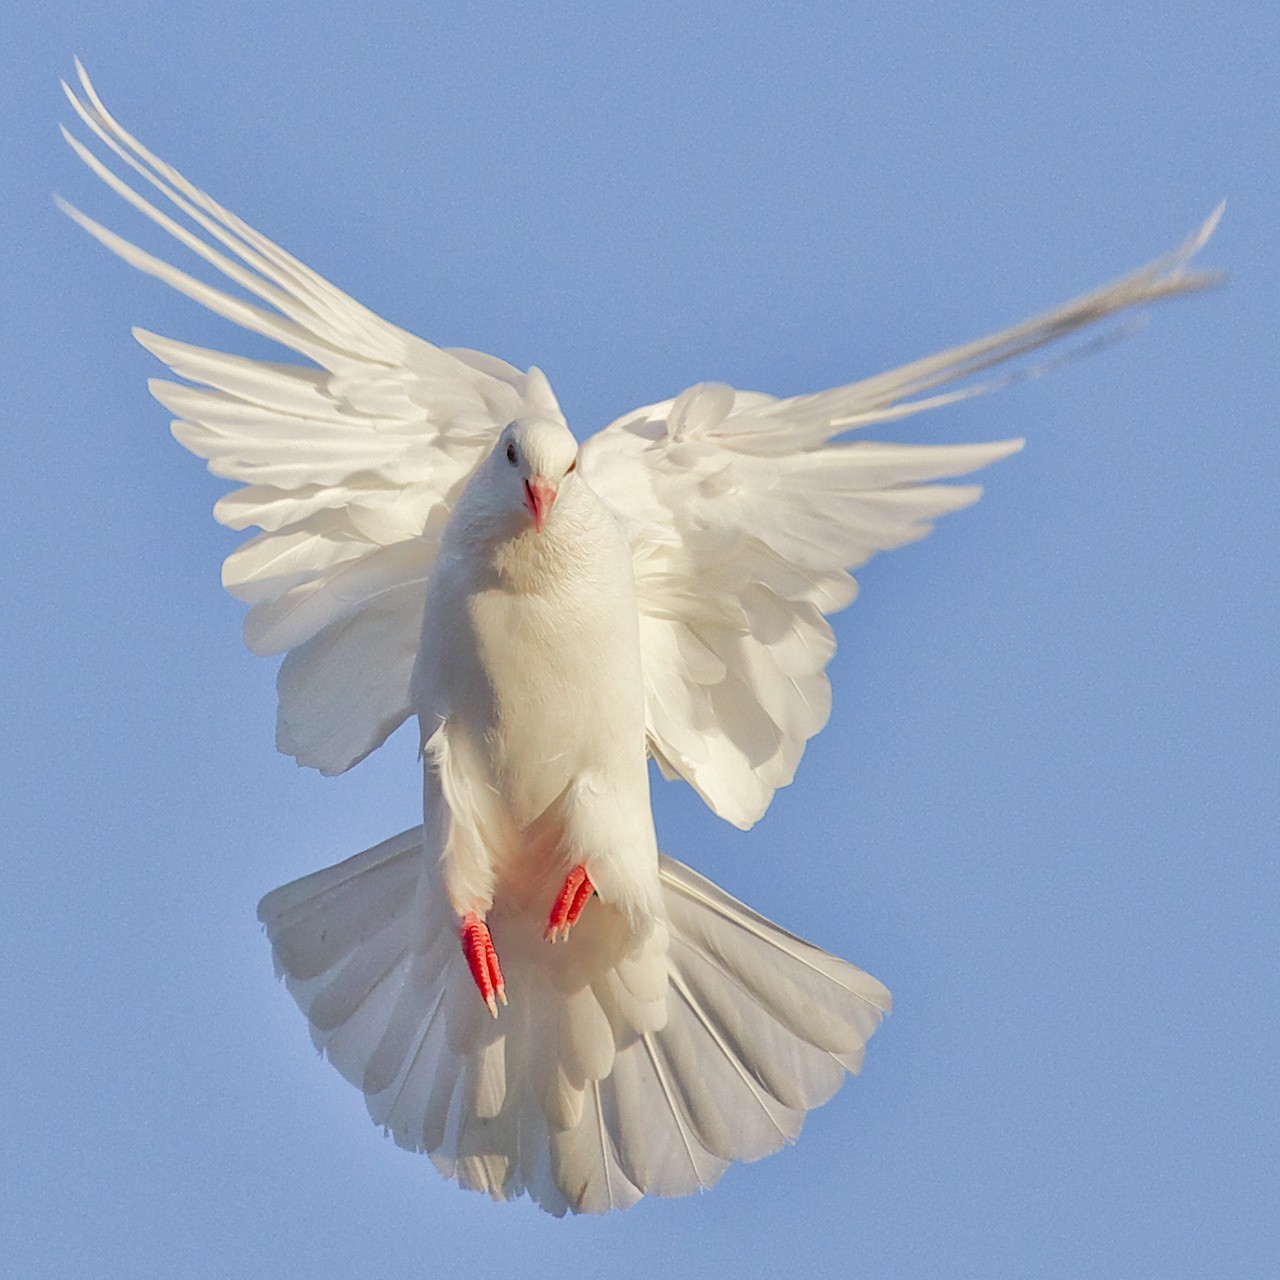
(259, 831), (889, 1214)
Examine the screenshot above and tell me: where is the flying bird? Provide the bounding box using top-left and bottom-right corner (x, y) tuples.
(58, 61), (1221, 1215)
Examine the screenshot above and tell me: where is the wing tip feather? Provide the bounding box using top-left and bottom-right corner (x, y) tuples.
(1188, 200), (1226, 256)
(132, 325), (164, 355)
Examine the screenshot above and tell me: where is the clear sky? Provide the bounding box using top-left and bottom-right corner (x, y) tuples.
(2, 3), (1276, 1277)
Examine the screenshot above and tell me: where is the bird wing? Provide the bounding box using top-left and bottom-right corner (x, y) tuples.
(59, 62), (556, 776)
(580, 212), (1222, 828)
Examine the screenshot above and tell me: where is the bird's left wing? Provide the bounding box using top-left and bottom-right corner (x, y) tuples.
(580, 212), (1221, 829)
(59, 63), (556, 775)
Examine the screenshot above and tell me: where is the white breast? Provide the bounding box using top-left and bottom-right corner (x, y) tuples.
(414, 478), (651, 849)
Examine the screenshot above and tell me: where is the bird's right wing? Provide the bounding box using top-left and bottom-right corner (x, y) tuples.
(581, 212), (1222, 828)
(59, 63), (559, 775)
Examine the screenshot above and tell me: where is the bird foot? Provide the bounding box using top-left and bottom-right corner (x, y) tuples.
(460, 912), (506, 1017)
(545, 866), (594, 943)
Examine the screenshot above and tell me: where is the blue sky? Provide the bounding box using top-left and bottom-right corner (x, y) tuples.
(3, 2), (1276, 1277)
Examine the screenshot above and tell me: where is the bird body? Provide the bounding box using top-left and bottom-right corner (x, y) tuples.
(412, 412), (662, 937)
(59, 61), (1220, 1214)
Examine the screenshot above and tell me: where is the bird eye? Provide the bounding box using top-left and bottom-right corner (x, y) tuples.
(505, 441), (517, 466)
(565, 457), (577, 474)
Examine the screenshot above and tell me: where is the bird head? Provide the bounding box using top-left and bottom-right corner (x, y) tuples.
(495, 416), (579, 534)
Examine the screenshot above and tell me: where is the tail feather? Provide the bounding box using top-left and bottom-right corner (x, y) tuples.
(546, 1080), (643, 1214)
(259, 828), (890, 1214)
(367, 985), (447, 1134)
(363, 940), (451, 1096)
(260, 826), (422, 981)
(663, 968), (806, 1154)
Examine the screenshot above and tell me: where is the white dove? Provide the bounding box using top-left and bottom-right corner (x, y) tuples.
(59, 62), (1220, 1215)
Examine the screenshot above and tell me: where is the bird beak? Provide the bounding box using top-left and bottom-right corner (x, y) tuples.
(524, 477), (556, 533)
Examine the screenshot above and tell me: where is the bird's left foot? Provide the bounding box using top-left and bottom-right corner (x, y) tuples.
(545, 866), (594, 942)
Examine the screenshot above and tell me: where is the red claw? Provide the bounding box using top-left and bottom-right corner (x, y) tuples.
(460, 913), (506, 1016)
(545, 866), (595, 943)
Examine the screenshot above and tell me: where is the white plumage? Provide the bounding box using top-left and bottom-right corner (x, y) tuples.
(59, 61), (1220, 1214)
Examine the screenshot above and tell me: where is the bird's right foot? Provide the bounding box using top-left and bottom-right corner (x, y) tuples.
(460, 913), (506, 1017)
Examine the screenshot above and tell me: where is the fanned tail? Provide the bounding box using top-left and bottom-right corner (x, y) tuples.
(258, 828), (890, 1215)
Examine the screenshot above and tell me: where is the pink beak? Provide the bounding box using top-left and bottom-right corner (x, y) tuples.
(524, 477), (557, 533)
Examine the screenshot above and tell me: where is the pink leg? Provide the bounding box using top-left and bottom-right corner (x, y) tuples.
(545, 866), (595, 943)
(460, 912), (506, 1017)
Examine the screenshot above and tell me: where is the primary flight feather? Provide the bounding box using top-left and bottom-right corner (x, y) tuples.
(58, 61), (1221, 1214)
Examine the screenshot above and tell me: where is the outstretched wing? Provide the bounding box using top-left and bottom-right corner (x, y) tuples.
(581, 212), (1222, 828)
(59, 62), (559, 776)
